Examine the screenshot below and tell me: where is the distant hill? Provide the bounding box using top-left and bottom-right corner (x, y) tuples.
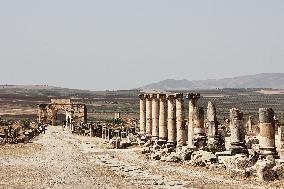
(141, 73), (284, 90)
(0, 85), (95, 97)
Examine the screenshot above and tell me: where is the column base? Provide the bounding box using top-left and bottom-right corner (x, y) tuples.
(229, 142), (248, 156)
(194, 134), (207, 150)
(145, 134), (152, 141)
(157, 139), (167, 146)
(208, 135), (225, 151)
(166, 141), (176, 148)
(186, 145), (197, 151)
(151, 136), (159, 141)
(259, 147), (278, 158)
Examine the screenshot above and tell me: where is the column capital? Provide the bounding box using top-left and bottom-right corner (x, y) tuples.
(139, 94), (146, 100)
(186, 93), (200, 100)
(150, 93), (158, 99)
(145, 94), (152, 100)
(157, 93), (166, 99)
(175, 93), (184, 100)
(166, 94), (175, 100)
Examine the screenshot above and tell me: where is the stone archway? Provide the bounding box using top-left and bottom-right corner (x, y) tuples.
(38, 99), (87, 126)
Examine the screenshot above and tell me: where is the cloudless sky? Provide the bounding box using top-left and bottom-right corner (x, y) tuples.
(0, 0), (284, 90)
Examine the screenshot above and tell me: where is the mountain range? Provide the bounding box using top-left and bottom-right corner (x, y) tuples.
(141, 73), (284, 90)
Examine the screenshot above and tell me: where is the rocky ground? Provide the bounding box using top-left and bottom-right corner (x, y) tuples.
(0, 126), (283, 189)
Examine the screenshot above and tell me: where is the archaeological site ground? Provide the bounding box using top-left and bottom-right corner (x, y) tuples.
(1, 85), (284, 188)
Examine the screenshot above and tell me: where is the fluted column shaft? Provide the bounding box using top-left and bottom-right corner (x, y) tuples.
(176, 93), (186, 147)
(230, 108), (245, 144)
(167, 95), (176, 144)
(187, 93), (201, 147)
(145, 94), (152, 135)
(139, 94), (146, 133)
(158, 94), (167, 141)
(151, 94), (159, 140)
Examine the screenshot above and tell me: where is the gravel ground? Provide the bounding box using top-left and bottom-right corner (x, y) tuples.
(0, 126), (283, 189)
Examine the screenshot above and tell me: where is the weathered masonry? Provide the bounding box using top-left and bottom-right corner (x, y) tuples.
(38, 99), (87, 126)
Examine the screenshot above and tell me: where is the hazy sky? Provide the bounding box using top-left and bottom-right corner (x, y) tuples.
(0, 0), (284, 90)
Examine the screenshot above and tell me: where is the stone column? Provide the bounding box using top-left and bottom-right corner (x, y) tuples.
(278, 126), (284, 160)
(193, 107), (205, 135)
(259, 108), (277, 156)
(229, 108), (247, 155)
(176, 93), (186, 147)
(158, 94), (167, 141)
(139, 94), (146, 134)
(51, 109), (57, 126)
(187, 93), (201, 147)
(207, 101), (217, 137)
(167, 94), (176, 144)
(151, 94), (159, 140)
(145, 94), (152, 136)
(90, 124), (94, 137)
(247, 116), (253, 133)
(102, 126), (106, 139)
(207, 101), (221, 148)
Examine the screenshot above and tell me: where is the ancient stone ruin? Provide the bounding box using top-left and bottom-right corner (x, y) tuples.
(138, 92), (284, 181)
(40, 94), (284, 182)
(0, 120), (44, 144)
(38, 99), (87, 126)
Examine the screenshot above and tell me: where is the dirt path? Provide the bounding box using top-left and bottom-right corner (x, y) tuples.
(0, 126), (281, 189)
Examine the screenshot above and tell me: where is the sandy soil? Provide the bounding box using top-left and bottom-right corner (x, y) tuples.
(0, 126), (283, 189)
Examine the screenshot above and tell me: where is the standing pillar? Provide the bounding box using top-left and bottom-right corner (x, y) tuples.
(259, 108), (277, 156)
(247, 116), (253, 133)
(207, 101), (217, 138)
(187, 93), (201, 147)
(145, 94), (152, 136)
(158, 94), (167, 142)
(102, 126), (106, 139)
(51, 110), (57, 126)
(207, 101), (220, 146)
(139, 94), (146, 134)
(176, 93), (186, 147)
(151, 94), (159, 140)
(90, 124), (94, 137)
(192, 107), (205, 135)
(278, 126), (284, 160)
(229, 108), (247, 155)
(167, 94), (176, 145)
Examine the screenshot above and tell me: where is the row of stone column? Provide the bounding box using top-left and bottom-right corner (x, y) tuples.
(140, 93), (278, 156)
(139, 93), (203, 147)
